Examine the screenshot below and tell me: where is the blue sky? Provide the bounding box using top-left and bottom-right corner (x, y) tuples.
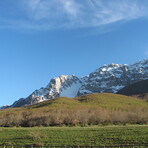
(0, 0), (148, 106)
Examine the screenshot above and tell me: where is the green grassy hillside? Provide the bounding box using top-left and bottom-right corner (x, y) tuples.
(29, 93), (147, 108)
(0, 93), (148, 127)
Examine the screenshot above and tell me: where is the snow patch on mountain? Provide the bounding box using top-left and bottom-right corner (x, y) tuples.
(60, 81), (82, 98)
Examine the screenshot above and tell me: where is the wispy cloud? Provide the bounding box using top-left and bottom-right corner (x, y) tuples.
(88, 0), (146, 25)
(23, 0), (81, 19)
(0, 0), (148, 30)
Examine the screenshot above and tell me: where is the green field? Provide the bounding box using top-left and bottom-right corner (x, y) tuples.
(0, 125), (148, 147)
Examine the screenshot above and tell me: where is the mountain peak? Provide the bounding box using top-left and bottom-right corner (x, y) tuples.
(7, 59), (148, 108)
(95, 63), (123, 73)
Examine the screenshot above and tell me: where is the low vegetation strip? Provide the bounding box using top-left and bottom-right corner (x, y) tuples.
(0, 125), (147, 146)
(0, 144), (148, 148)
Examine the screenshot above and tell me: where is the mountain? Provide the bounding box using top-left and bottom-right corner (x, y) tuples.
(9, 59), (148, 107)
(0, 105), (9, 109)
(11, 75), (84, 107)
(0, 93), (148, 126)
(78, 59), (148, 95)
(117, 79), (148, 100)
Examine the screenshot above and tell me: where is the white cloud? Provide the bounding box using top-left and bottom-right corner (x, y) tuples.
(60, 0), (80, 18)
(1, 0), (148, 30)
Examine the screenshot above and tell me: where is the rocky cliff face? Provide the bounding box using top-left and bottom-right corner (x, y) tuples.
(10, 59), (148, 107)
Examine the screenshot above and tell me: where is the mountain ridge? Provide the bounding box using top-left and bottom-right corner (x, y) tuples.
(117, 79), (148, 100)
(4, 59), (148, 108)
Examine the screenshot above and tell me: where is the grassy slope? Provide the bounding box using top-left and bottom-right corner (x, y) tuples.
(28, 93), (147, 108)
(0, 126), (147, 146)
(0, 93), (148, 126)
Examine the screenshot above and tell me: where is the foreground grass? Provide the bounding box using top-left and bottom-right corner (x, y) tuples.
(0, 125), (147, 146)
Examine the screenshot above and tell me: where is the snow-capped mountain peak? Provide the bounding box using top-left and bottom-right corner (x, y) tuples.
(11, 75), (83, 107)
(9, 59), (148, 108)
(95, 63), (123, 72)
